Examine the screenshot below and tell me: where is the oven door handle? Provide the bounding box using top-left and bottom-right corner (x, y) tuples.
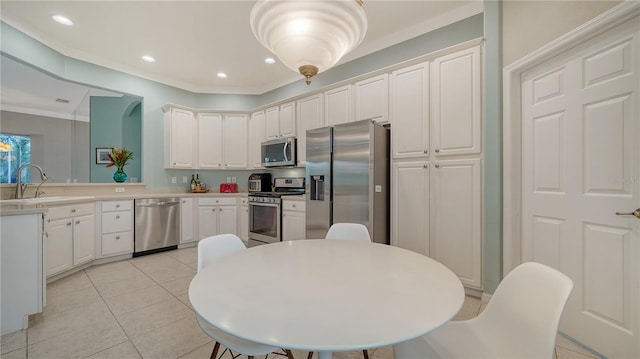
(248, 202), (279, 208)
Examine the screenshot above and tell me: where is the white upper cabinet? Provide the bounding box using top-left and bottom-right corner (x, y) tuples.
(431, 45), (481, 156)
(391, 62), (429, 159)
(198, 113), (223, 169)
(250, 111), (266, 168)
(354, 74), (389, 124)
(223, 114), (248, 169)
(266, 102), (296, 139)
(164, 107), (195, 169)
(325, 84), (353, 126)
(296, 93), (324, 166)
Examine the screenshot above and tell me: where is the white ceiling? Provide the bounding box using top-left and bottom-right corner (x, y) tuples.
(0, 0), (482, 95)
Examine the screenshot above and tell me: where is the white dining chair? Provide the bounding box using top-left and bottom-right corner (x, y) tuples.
(195, 234), (294, 359)
(393, 262), (574, 359)
(313, 223), (372, 359)
(325, 223), (371, 242)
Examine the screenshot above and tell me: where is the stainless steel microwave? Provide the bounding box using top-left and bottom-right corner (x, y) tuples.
(262, 137), (297, 167)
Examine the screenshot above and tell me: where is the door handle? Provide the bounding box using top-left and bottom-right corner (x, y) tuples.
(615, 208), (640, 219)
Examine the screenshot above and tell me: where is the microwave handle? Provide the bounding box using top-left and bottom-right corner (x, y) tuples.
(283, 140), (289, 163)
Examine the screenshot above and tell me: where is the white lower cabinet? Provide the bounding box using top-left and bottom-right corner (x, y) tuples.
(180, 198), (195, 244)
(392, 158), (482, 289)
(431, 158), (482, 289)
(239, 197), (249, 242)
(99, 200), (133, 258)
(197, 197), (238, 239)
(45, 203), (95, 277)
(282, 199), (306, 241)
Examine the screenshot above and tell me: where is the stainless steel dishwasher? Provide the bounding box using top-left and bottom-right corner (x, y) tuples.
(134, 198), (180, 256)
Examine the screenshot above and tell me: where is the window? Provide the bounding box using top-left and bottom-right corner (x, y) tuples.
(0, 134), (31, 184)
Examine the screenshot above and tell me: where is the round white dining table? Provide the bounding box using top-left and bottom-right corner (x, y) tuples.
(188, 239), (465, 359)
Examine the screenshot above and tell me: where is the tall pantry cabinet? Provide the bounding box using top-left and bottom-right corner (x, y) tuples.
(391, 44), (483, 289)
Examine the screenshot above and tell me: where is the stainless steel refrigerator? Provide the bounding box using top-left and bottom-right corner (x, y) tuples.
(306, 119), (390, 244)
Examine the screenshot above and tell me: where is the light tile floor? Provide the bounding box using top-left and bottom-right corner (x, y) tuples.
(1, 247), (603, 359)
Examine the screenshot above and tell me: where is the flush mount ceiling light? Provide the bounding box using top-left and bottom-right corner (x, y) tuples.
(250, 0), (367, 85)
(141, 55), (156, 63)
(217, 72), (228, 79)
(52, 15), (73, 26)
(264, 57), (276, 64)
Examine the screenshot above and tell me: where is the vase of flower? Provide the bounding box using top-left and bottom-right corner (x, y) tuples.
(105, 147), (133, 183)
(113, 167), (127, 183)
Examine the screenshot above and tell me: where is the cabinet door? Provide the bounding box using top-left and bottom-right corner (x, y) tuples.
(431, 45), (481, 156)
(181, 198), (194, 243)
(223, 114), (248, 168)
(240, 204), (249, 241)
(325, 84), (352, 126)
(283, 210), (306, 241)
(250, 111), (266, 168)
(198, 206), (218, 239)
(279, 102), (296, 138)
(296, 94), (324, 166)
(73, 214), (95, 266)
(355, 74), (389, 124)
(218, 205), (238, 235)
(198, 113), (224, 169)
(392, 161), (429, 256)
(45, 219), (73, 277)
(167, 108), (195, 168)
(431, 158), (482, 288)
(391, 63), (429, 159)
(265, 106), (280, 139)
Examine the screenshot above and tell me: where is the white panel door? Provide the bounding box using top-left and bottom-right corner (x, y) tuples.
(251, 111), (266, 168)
(72, 215), (95, 266)
(325, 84), (353, 126)
(431, 45), (481, 156)
(180, 198), (194, 244)
(392, 161), (429, 256)
(521, 18), (639, 359)
(431, 158), (482, 288)
(198, 113), (223, 169)
(45, 218), (73, 276)
(198, 206), (218, 239)
(223, 114), (248, 168)
(391, 62), (429, 159)
(297, 93), (324, 166)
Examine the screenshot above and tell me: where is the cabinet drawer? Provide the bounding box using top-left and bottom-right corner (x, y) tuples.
(198, 197), (237, 206)
(47, 203), (94, 221)
(101, 200), (132, 212)
(102, 211), (133, 233)
(239, 197), (248, 205)
(102, 231), (133, 256)
(283, 200), (305, 212)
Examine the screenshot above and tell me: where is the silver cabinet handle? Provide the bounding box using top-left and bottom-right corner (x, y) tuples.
(75, 220), (80, 224)
(616, 208), (640, 219)
(116, 215), (120, 219)
(219, 208), (222, 211)
(423, 164), (428, 168)
(67, 222), (72, 226)
(292, 204), (296, 208)
(71, 208), (76, 213)
(435, 148), (440, 153)
(115, 204), (120, 208)
(116, 236), (120, 240)
(424, 149), (428, 154)
(47, 218), (51, 223)
(435, 164), (440, 168)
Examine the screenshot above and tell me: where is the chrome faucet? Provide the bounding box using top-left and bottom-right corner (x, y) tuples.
(14, 164), (48, 199)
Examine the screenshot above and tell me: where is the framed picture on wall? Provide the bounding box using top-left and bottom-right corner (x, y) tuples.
(96, 148), (112, 164)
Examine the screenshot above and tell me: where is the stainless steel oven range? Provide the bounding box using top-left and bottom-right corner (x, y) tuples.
(248, 177), (304, 247)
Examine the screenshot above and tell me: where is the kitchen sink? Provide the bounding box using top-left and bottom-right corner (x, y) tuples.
(1, 196), (95, 204)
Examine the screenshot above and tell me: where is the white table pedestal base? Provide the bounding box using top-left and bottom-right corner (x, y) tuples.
(318, 351), (332, 359)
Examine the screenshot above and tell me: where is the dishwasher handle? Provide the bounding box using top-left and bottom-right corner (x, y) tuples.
(135, 199), (180, 207)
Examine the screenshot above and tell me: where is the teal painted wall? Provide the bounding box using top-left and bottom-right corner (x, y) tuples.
(483, 0), (503, 294)
(89, 96), (142, 182)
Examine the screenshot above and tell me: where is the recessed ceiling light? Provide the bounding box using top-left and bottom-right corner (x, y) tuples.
(264, 57), (276, 64)
(141, 55), (156, 63)
(52, 15), (73, 26)
(217, 72), (228, 79)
